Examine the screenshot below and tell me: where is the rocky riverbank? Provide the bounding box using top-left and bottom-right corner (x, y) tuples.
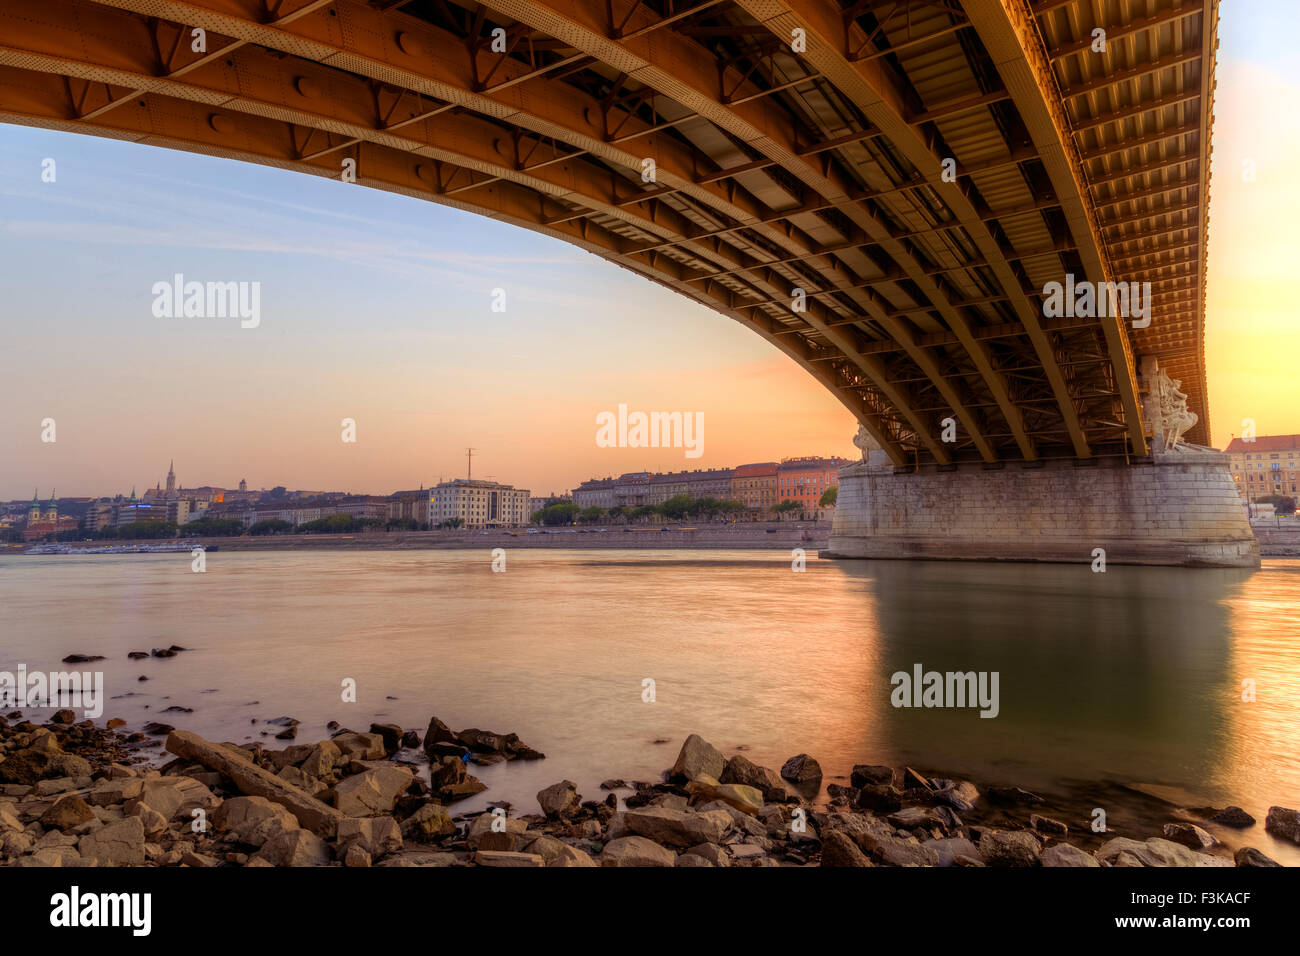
(1, 711), (1294, 867)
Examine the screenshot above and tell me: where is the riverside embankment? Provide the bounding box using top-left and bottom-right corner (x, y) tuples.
(17, 522), (830, 555)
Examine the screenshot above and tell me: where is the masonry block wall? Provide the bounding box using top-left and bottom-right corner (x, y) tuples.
(826, 449), (1261, 568)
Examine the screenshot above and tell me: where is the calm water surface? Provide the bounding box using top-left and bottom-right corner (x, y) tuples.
(2, 549), (1297, 861)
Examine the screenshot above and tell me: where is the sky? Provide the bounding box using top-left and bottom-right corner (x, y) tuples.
(0, 0), (1295, 501)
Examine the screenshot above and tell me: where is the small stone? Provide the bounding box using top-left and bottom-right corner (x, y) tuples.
(40, 795), (96, 830)
(855, 784), (903, 812)
(1208, 806), (1255, 828)
(719, 755), (786, 801)
(849, 764), (893, 787)
(978, 829), (1042, 867)
(1264, 806), (1300, 845)
(926, 837), (981, 867)
(902, 767), (931, 790)
(820, 829), (872, 867)
(368, 723), (403, 753)
(1234, 846), (1281, 867)
(475, 850), (545, 867)
(338, 815), (402, 858)
(1162, 822), (1218, 849)
(400, 802), (456, 843)
(255, 828), (331, 867)
(1030, 813), (1068, 836)
(333, 766), (414, 817)
(213, 796), (300, 848)
(1041, 842), (1100, 867)
(537, 780), (581, 818)
(344, 843), (371, 867)
(78, 816), (147, 866)
(683, 843), (731, 867)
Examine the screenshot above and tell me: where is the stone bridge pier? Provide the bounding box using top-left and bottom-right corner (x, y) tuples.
(825, 360), (1260, 569)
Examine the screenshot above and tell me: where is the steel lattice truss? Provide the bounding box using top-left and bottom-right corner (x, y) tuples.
(0, 0), (1216, 464)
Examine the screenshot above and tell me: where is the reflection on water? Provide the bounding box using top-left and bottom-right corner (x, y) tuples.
(0, 549), (1296, 861)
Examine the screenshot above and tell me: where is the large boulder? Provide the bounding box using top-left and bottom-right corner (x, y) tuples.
(1095, 837), (1231, 867)
(421, 716), (458, 757)
(333, 766), (414, 817)
(1162, 822), (1218, 849)
(430, 755), (467, 789)
(0, 749), (51, 785)
(77, 816), (147, 866)
(623, 807), (732, 848)
(537, 780), (581, 819)
(851, 820), (940, 866)
(213, 795), (300, 847)
(670, 734), (725, 784)
(684, 776), (763, 816)
(299, 741), (341, 778)
(779, 753), (823, 784)
(720, 755), (786, 802)
(129, 776), (218, 822)
(1265, 807), (1300, 845)
(600, 835), (676, 867)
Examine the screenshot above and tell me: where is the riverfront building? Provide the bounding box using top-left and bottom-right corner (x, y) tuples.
(731, 463), (779, 516)
(1224, 434), (1300, 498)
(776, 456), (852, 515)
(573, 459), (847, 518)
(430, 479), (532, 528)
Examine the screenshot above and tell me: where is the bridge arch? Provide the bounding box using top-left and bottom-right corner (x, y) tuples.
(0, 0), (1216, 465)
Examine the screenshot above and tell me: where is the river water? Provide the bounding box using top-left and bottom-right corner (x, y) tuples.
(2, 549), (1298, 862)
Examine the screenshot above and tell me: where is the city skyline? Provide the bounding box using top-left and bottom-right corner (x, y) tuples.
(2, 448), (855, 502)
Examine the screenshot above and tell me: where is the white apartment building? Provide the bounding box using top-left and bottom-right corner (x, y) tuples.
(431, 479), (532, 528)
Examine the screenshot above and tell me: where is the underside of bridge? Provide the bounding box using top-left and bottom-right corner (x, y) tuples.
(0, 0), (1254, 565)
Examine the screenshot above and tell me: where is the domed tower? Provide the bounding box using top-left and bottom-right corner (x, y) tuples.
(28, 489), (39, 524)
(45, 489), (57, 523)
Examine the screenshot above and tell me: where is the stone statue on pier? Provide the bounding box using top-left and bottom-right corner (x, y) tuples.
(853, 424), (881, 460)
(1154, 368), (1199, 451)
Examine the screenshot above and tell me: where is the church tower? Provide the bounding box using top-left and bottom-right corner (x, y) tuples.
(29, 490), (39, 524)
(45, 489), (57, 523)
(166, 460), (176, 497)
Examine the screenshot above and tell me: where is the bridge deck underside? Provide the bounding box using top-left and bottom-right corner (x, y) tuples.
(0, 0), (1215, 462)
